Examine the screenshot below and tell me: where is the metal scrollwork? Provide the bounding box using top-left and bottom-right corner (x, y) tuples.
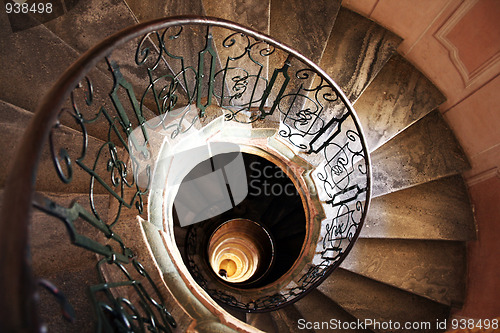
(14, 18), (370, 327)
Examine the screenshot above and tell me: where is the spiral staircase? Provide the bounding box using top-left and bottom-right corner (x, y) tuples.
(0, 0), (477, 332)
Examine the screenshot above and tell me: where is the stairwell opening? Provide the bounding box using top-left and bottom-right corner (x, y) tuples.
(173, 152), (307, 290)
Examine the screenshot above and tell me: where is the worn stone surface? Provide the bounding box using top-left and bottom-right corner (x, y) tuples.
(0, 100), (112, 194)
(361, 175), (476, 241)
(0, 10), (78, 112)
(271, 304), (314, 333)
(294, 289), (373, 332)
(265, 0), (341, 113)
(270, 0), (341, 63)
(44, 0), (137, 53)
(203, 0), (269, 33)
(319, 268), (450, 332)
(0, 190), (107, 333)
(38, 267), (99, 333)
(104, 208), (192, 332)
(246, 312), (278, 332)
(126, 0), (205, 20)
(29, 192), (109, 276)
(124, 0), (207, 91)
(0, 9), (144, 144)
(319, 7), (402, 102)
(370, 110), (471, 198)
(43, 0), (176, 114)
(204, 0), (271, 115)
(354, 53), (446, 152)
(340, 238), (466, 306)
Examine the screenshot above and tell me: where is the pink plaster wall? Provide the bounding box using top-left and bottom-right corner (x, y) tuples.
(456, 176), (500, 319)
(344, 0), (500, 182)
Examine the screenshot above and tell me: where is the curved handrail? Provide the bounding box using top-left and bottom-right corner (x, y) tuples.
(0, 16), (371, 331)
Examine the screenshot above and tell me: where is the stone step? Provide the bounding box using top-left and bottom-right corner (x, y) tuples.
(42, 0), (191, 116)
(370, 110), (470, 198)
(204, 0), (271, 35)
(0, 191), (108, 278)
(294, 289), (374, 332)
(120, 0), (205, 75)
(246, 312), (279, 332)
(319, 7), (402, 103)
(0, 10), (77, 113)
(340, 238), (466, 306)
(126, 0), (205, 21)
(0, 10), (147, 145)
(125, 0), (227, 111)
(354, 53), (446, 152)
(103, 213), (191, 333)
(270, 304), (315, 333)
(318, 268), (450, 333)
(270, 0), (341, 64)
(0, 100), (115, 194)
(276, 6), (402, 155)
(38, 266), (100, 333)
(203, 0), (271, 114)
(42, 0), (136, 55)
(360, 175), (476, 241)
(260, 0), (342, 126)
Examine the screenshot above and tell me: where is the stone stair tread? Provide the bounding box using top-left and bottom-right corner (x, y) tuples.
(318, 268), (450, 333)
(319, 7), (402, 103)
(43, 0), (137, 54)
(126, 0), (205, 22)
(204, 0), (270, 34)
(354, 53), (446, 152)
(0, 10), (79, 112)
(270, 304), (315, 333)
(360, 175), (476, 241)
(340, 238), (466, 306)
(270, 0), (341, 64)
(0, 100), (117, 194)
(0, 11), (145, 144)
(41, 0), (179, 114)
(264, 0), (341, 123)
(38, 266), (100, 333)
(0, 190), (108, 277)
(370, 110), (470, 198)
(246, 312), (279, 333)
(104, 214), (190, 332)
(125, 0), (223, 104)
(294, 289), (374, 332)
(204, 0), (271, 114)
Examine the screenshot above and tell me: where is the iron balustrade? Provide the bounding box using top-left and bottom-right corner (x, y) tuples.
(0, 16), (371, 331)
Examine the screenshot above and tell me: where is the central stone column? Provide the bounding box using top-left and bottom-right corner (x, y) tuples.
(208, 219), (274, 284)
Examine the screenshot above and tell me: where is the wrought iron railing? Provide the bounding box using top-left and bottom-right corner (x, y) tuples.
(0, 16), (371, 331)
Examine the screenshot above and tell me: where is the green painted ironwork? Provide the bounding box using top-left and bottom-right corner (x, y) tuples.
(1, 17), (370, 331)
(259, 55), (291, 118)
(197, 30), (217, 117)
